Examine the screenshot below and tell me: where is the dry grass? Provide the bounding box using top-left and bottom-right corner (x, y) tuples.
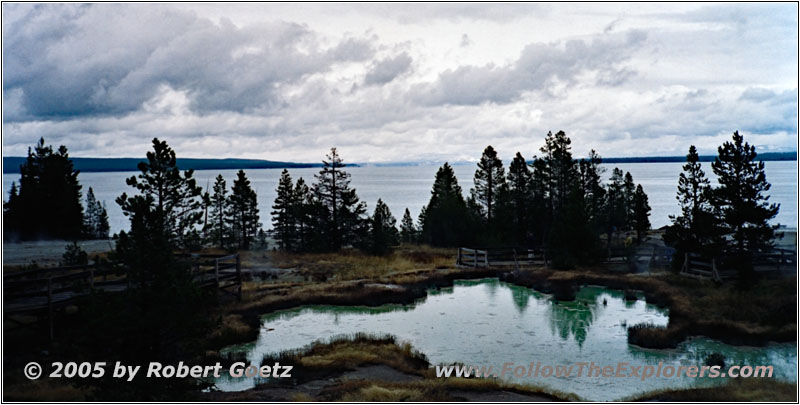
(627, 378), (797, 402)
(270, 245), (454, 282)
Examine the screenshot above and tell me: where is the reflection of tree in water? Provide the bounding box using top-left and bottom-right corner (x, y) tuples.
(548, 299), (597, 347)
(510, 285), (532, 313)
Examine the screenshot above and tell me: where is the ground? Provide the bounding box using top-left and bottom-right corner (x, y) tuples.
(2, 237), (797, 401)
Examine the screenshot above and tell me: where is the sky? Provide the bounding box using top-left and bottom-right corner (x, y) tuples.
(2, 3), (798, 163)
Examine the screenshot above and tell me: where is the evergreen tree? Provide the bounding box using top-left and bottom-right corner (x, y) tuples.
(420, 163), (471, 247)
(529, 157), (551, 247)
(400, 208), (417, 244)
(312, 148), (367, 251)
(507, 152), (533, 245)
(271, 169), (296, 251)
(206, 175), (229, 249)
(367, 199), (400, 255)
(117, 138), (203, 249)
(664, 145), (721, 266)
(84, 187), (110, 239)
(578, 150), (606, 229)
(3, 182), (20, 236)
(632, 184), (651, 243)
(623, 172), (636, 228)
(540, 131), (578, 213)
(471, 145), (507, 222)
(7, 138), (84, 240)
(604, 168), (628, 250)
(228, 170), (261, 250)
(711, 131), (780, 279)
(293, 177), (320, 252)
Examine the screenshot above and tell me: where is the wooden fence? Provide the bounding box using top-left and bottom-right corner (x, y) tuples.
(680, 249), (796, 282)
(4, 253), (241, 340)
(456, 247), (547, 268)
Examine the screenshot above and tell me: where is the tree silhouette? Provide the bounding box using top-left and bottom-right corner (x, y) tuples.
(711, 131), (780, 280)
(471, 145), (507, 222)
(312, 148), (367, 251)
(6, 138), (84, 240)
(272, 169), (296, 251)
(400, 208), (417, 244)
(228, 170), (261, 250)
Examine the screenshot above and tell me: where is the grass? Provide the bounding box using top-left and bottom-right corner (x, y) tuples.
(269, 245), (454, 281)
(242, 333), (578, 402)
(627, 378), (797, 402)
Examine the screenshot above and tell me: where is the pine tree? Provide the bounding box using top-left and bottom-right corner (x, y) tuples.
(400, 208), (417, 244)
(206, 175), (229, 249)
(471, 145), (507, 222)
(623, 172), (636, 229)
(117, 138), (203, 248)
(271, 169), (296, 251)
(664, 146), (721, 266)
(228, 170), (261, 250)
(540, 131), (578, 213)
(711, 131), (780, 279)
(9, 138), (84, 240)
(632, 184), (651, 243)
(420, 163), (471, 247)
(367, 199), (400, 255)
(84, 187), (110, 239)
(578, 150), (606, 229)
(604, 167), (628, 250)
(506, 152), (533, 245)
(312, 148), (367, 251)
(293, 177), (319, 252)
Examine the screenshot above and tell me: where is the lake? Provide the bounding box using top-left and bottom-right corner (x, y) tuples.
(213, 279), (797, 400)
(3, 161), (797, 235)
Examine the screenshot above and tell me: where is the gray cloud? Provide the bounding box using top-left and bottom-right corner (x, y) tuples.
(1, 3), (796, 162)
(414, 30), (647, 106)
(2, 4), (375, 120)
(363, 53), (413, 86)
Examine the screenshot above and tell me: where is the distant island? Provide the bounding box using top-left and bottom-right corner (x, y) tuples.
(2, 157), (329, 174)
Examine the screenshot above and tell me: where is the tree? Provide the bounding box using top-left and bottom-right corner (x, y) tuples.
(272, 169), (296, 251)
(420, 163), (471, 247)
(711, 131), (780, 280)
(400, 208), (417, 244)
(84, 187), (110, 239)
(623, 172), (636, 228)
(506, 152), (533, 245)
(312, 148), (367, 251)
(604, 168), (628, 250)
(228, 170), (261, 250)
(540, 131), (578, 213)
(664, 146), (721, 267)
(471, 145), (507, 222)
(6, 138), (84, 240)
(367, 199), (400, 255)
(578, 150), (606, 229)
(206, 175), (229, 249)
(632, 184), (651, 243)
(293, 177), (321, 252)
(116, 138), (203, 249)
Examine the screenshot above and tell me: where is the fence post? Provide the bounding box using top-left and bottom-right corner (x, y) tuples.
(47, 277), (54, 341)
(484, 250), (489, 267)
(236, 254), (242, 300)
(457, 248), (462, 266)
(473, 250), (478, 268)
(215, 259), (220, 285)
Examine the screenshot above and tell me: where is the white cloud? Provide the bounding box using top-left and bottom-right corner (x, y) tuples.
(1, 3), (797, 162)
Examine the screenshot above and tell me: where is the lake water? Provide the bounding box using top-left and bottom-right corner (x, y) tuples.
(214, 279), (797, 400)
(3, 161), (797, 235)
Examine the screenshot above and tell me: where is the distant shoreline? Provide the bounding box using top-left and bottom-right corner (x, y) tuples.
(2, 151), (795, 173)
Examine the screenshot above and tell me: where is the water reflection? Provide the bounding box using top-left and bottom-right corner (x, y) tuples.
(217, 278), (796, 400)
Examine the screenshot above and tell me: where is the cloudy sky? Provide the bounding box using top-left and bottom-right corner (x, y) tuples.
(2, 3), (797, 163)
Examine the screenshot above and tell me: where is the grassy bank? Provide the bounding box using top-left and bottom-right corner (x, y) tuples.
(626, 378), (797, 401)
(206, 333), (578, 402)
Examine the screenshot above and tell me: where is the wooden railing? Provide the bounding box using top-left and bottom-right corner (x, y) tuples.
(456, 247), (547, 268)
(4, 253), (241, 340)
(680, 249), (796, 282)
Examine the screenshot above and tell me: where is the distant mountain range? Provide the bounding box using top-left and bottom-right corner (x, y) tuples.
(3, 151), (795, 174)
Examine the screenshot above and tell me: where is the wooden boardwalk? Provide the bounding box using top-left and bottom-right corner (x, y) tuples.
(4, 253), (242, 339)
